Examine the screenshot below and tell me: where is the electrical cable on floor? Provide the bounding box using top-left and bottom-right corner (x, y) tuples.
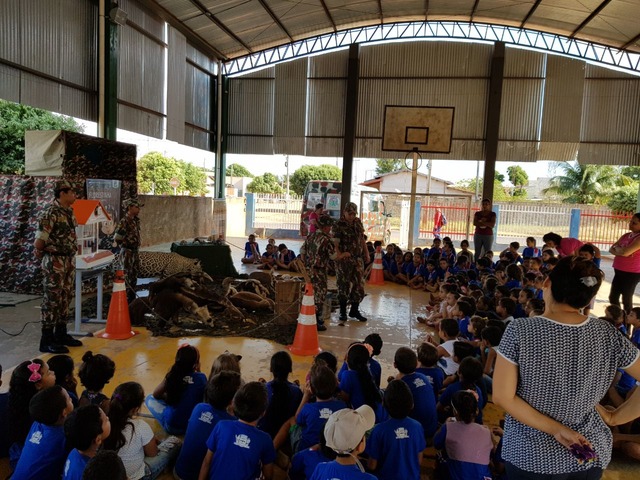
(0, 321), (41, 337)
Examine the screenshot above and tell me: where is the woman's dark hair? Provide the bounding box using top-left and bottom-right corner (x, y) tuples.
(452, 390), (478, 424)
(542, 232), (563, 246)
(30, 385), (68, 426)
(314, 351), (338, 373)
(65, 404), (104, 451)
(104, 382), (145, 451)
(506, 264), (523, 281)
(394, 347), (418, 374)
(164, 345), (199, 406)
(363, 333), (383, 356)
(384, 380), (413, 419)
(9, 358), (46, 444)
(347, 344), (382, 409)
(48, 355), (75, 388)
(263, 351), (294, 437)
(548, 256), (603, 309)
(205, 371), (242, 410)
(233, 382), (268, 423)
(78, 351), (116, 392)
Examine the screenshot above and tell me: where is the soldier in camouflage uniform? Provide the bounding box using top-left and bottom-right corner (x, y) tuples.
(333, 202), (370, 323)
(34, 180), (83, 353)
(301, 215), (350, 331)
(114, 198), (142, 303)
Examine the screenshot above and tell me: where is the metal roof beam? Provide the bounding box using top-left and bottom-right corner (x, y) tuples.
(571, 0), (612, 38)
(520, 0), (541, 29)
(318, 0), (337, 32)
(377, 0), (384, 23)
(256, 0), (293, 42)
(470, 0), (480, 23)
(621, 32), (640, 50)
(188, 0), (253, 53)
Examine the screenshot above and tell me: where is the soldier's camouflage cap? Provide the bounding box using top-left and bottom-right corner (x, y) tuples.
(124, 199), (143, 208)
(54, 180), (75, 192)
(316, 215), (334, 228)
(344, 202), (358, 214)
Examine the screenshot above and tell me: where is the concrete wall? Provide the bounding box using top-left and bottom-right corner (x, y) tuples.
(139, 195), (230, 246)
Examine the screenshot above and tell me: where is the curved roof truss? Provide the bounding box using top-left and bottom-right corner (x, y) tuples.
(223, 21), (640, 75)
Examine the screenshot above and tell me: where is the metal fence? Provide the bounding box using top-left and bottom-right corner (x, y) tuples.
(251, 194), (632, 247)
(253, 193), (303, 230)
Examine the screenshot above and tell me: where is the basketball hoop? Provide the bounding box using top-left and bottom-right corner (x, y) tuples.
(403, 149), (423, 171)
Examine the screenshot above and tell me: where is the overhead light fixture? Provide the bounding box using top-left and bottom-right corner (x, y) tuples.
(109, 7), (128, 26)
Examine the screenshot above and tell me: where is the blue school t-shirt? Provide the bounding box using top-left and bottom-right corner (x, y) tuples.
(244, 241), (260, 257)
(12, 422), (67, 480)
(258, 380), (303, 438)
(522, 247), (541, 258)
(162, 371), (207, 434)
(338, 360), (382, 389)
(339, 370), (387, 424)
(458, 316), (472, 340)
(290, 447), (333, 480)
(63, 449), (90, 480)
(310, 461), (377, 480)
(366, 417), (426, 480)
(205, 420), (276, 480)
(631, 328), (640, 347)
(401, 372), (438, 438)
(416, 367), (444, 398)
(174, 403), (235, 480)
(296, 399), (347, 452)
(438, 382), (485, 424)
(433, 422), (493, 480)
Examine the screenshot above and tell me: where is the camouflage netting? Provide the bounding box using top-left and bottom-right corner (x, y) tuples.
(0, 131), (137, 294)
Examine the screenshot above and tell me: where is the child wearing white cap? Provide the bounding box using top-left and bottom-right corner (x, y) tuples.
(309, 405), (376, 480)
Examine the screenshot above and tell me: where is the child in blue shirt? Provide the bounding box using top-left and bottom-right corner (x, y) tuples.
(339, 334), (383, 388)
(258, 243), (278, 269)
(146, 344), (207, 435)
(366, 380), (426, 480)
(339, 344), (386, 424)
(453, 299), (476, 341)
(82, 450), (127, 480)
(416, 343), (444, 397)
(437, 357), (486, 424)
(310, 405), (377, 480)
(13, 385), (73, 480)
(434, 390), (493, 480)
(628, 307), (640, 347)
(289, 429), (337, 480)
(48, 355), (79, 408)
(78, 351), (116, 414)
(392, 347), (438, 439)
(522, 236), (541, 259)
(200, 382), (276, 480)
(241, 234), (260, 264)
(293, 362), (347, 453)
(63, 405), (111, 480)
(174, 371), (241, 480)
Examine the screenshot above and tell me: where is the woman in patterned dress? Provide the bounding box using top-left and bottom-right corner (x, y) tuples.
(493, 256), (640, 479)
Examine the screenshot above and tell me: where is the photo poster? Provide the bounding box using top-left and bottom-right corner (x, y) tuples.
(86, 179), (121, 247)
(307, 192), (323, 209)
(326, 194), (341, 211)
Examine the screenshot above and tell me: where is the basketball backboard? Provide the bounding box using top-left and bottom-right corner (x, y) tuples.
(382, 105), (454, 153)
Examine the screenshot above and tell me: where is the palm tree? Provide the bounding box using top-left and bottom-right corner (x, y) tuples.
(543, 162), (630, 204)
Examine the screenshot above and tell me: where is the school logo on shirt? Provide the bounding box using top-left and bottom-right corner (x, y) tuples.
(319, 408), (333, 419)
(413, 377), (426, 388)
(182, 375), (194, 384)
(426, 376), (434, 385)
(394, 427), (410, 439)
(234, 434), (251, 449)
(199, 411), (214, 424)
(29, 431), (43, 445)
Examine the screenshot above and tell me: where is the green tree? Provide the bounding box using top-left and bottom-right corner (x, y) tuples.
(608, 184), (639, 214)
(495, 172), (505, 183)
(0, 100), (83, 174)
(453, 178), (511, 201)
(375, 159), (403, 175)
(180, 161), (208, 195)
(226, 163), (253, 177)
(247, 172), (284, 193)
(507, 165), (529, 191)
(290, 164), (342, 195)
(621, 166), (640, 182)
(543, 162), (629, 204)
(137, 152), (184, 195)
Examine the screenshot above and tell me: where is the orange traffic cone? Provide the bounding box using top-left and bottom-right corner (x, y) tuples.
(289, 282), (322, 356)
(368, 246), (385, 285)
(95, 270), (138, 340)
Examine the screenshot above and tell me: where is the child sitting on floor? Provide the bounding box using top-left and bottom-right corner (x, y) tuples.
(78, 351), (116, 414)
(63, 405), (111, 480)
(48, 355), (79, 408)
(416, 342), (444, 397)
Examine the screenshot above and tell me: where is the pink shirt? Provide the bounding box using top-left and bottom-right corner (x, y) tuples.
(308, 211), (319, 234)
(557, 237), (583, 257)
(613, 232), (640, 273)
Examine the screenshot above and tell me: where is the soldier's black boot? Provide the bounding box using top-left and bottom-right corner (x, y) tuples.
(54, 324), (83, 347)
(315, 312), (327, 331)
(348, 302), (368, 322)
(339, 300), (348, 323)
(40, 328), (69, 354)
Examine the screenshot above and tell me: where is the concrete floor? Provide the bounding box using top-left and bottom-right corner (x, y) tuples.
(1, 237), (639, 478)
